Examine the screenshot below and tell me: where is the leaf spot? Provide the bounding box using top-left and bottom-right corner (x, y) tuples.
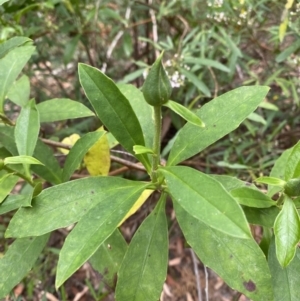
(243, 280), (256, 292)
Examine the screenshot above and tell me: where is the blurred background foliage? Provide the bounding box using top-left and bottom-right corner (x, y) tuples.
(0, 0), (300, 299)
(0, 0), (299, 179)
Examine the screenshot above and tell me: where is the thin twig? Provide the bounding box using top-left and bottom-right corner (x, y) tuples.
(101, 6), (131, 72)
(204, 265), (209, 301)
(176, 14), (190, 55)
(41, 138), (146, 172)
(40, 138), (72, 150)
(189, 249), (202, 301)
(110, 155), (146, 172)
(148, 0), (159, 58)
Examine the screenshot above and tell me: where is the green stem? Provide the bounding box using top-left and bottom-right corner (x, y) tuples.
(151, 105), (162, 183)
(3, 165), (34, 186)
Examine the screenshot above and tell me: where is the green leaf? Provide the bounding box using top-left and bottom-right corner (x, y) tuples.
(0, 36), (32, 59)
(0, 234), (50, 299)
(231, 187), (275, 208)
(133, 145), (154, 155)
(268, 238), (300, 301)
(55, 180), (148, 287)
(63, 35), (80, 65)
(31, 139), (62, 185)
(168, 86), (270, 166)
(175, 203), (274, 301)
(62, 131), (105, 182)
(78, 64), (150, 171)
(276, 39), (300, 63)
(179, 67), (211, 97)
(268, 147), (292, 196)
(242, 206), (280, 227)
(6, 75), (30, 107)
(0, 45), (35, 112)
(0, 126), (18, 155)
(183, 57), (230, 72)
(115, 194), (168, 301)
(274, 195), (300, 267)
(4, 155), (43, 166)
(163, 100), (205, 127)
(89, 229), (127, 287)
(211, 175), (256, 191)
(285, 140), (300, 180)
(247, 112), (266, 125)
(14, 99), (40, 157)
(255, 176), (286, 187)
(118, 84), (154, 150)
(0, 194), (30, 215)
(6, 177), (148, 238)
(161, 166), (251, 238)
(0, 173), (19, 203)
(37, 98), (95, 122)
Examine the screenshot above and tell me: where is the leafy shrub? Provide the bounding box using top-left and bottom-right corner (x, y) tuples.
(1, 35), (300, 301)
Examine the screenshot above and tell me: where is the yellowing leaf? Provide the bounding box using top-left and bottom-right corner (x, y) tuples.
(59, 134), (80, 154)
(285, 0), (294, 9)
(118, 189), (154, 226)
(84, 130), (110, 176)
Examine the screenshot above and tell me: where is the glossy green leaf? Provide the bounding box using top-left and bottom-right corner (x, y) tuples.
(118, 84), (154, 150)
(89, 229), (127, 287)
(0, 45), (35, 112)
(78, 64), (150, 171)
(37, 98), (94, 122)
(285, 141), (300, 180)
(231, 187), (275, 208)
(161, 166), (251, 238)
(62, 131), (105, 182)
(255, 176), (286, 187)
(175, 203), (274, 301)
(4, 155), (43, 166)
(168, 86), (270, 166)
(268, 238), (300, 301)
(6, 75), (30, 107)
(115, 194), (168, 301)
(274, 195), (300, 267)
(31, 139), (62, 185)
(0, 234), (50, 299)
(133, 145), (154, 155)
(0, 173), (19, 203)
(0, 36), (32, 59)
(14, 99), (40, 157)
(163, 100), (205, 127)
(179, 67), (211, 97)
(242, 206), (280, 227)
(55, 181), (148, 287)
(6, 177), (148, 238)
(183, 57), (230, 72)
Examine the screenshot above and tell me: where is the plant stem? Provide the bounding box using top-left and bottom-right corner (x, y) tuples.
(4, 165), (34, 186)
(151, 105), (162, 183)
